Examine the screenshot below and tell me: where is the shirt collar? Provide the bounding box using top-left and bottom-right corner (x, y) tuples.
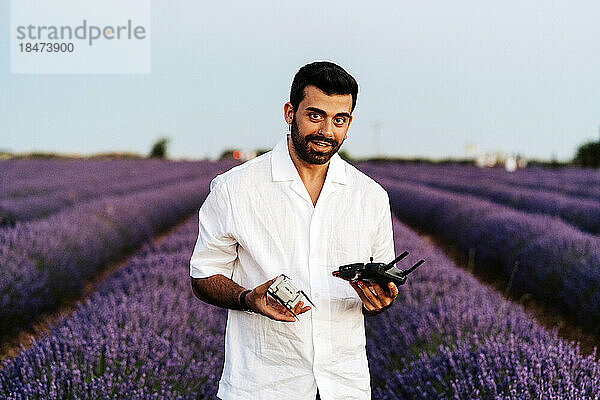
(271, 134), (348, 186)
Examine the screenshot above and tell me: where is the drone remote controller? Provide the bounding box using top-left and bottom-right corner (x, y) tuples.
(332, 251), (425, 287)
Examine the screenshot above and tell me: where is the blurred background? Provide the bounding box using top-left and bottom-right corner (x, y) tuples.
(1, 0), (600, 165)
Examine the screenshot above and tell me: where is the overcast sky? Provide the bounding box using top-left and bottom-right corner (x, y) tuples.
(2, 1), (599, 161)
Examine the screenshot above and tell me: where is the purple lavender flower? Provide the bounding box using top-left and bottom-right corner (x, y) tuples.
(1, 160), (233, 336)
(1, 216), (598, 398)
(359, 165), (600, 333)
(360, 163), (600, 234)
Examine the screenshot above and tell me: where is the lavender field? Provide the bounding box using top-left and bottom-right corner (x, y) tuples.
(0, 160), (233, 337)
(360, 163), (600, 334)
(1, 213), (598, 398)
(0, 159), (234, 223)
(1, 160), (600, 399)
(361, 163), (600, 234)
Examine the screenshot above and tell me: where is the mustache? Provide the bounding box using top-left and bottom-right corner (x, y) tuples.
(304, 134), (337, 146)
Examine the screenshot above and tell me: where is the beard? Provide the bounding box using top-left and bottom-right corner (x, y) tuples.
(290, 117), (345, 165)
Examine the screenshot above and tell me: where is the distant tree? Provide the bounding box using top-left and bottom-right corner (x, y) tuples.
(338, 150), (352, 161)
(550, 152), (561, 168)
(573, 141), (600, 167)
(149, 137), (169, 159)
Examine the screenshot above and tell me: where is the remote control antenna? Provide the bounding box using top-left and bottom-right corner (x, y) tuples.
(300, 290), (316, 308)
(384, 251), (409, 269)
(403, 259), (425, 276)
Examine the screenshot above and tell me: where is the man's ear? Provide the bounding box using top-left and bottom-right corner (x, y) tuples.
(283, 102), (294, 125)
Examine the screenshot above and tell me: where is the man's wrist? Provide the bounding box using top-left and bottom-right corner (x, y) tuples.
(239, 289), (253, 312)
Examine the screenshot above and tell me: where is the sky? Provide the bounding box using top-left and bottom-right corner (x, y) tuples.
(1, 1), (599, 161)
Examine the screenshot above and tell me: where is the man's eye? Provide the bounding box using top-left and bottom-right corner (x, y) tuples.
(309, 113), (321, 120)
(334, 117), (346, 125)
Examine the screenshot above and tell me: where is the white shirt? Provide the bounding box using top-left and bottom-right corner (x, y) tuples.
(190, 135), (395, 400)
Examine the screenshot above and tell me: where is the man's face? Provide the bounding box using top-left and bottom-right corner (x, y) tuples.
(288, 85), (353, 165)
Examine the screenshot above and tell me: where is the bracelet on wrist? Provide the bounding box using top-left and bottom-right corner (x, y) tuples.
(239, 289), (252, 311)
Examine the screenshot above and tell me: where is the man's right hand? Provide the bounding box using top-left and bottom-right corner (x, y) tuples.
(245, 277), (311, 322)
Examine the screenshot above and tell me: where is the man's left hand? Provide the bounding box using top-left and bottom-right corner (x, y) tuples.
(349, 280), (398, 313)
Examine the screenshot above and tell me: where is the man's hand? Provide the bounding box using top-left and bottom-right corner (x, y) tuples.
(349, 280), (398, 314)
(245, 278), (312, 322)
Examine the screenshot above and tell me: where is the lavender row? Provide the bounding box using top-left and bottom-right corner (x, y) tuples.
(368, 219), (600, 399)
(1, 215), (598, 398)
(360, 163), (600, 234)
(0, 159), (235, 223)
(0, 163), (226, 336)
(0, 219), (226, 399)
(367, 174), (600, 333)
(479, 165), (600, 200)
(1, 159), (211, 199)
(359, 162), (600, 201)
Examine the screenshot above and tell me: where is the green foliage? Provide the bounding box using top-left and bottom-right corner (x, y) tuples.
(573, 141), (600, 167)
(338, 149), (352, 161)
(149, 137), (169, 159)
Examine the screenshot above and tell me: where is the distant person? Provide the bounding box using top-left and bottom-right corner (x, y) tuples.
(190, 61), (398, 400)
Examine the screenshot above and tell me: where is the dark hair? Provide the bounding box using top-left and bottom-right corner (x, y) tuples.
(290, 61), (359, 113)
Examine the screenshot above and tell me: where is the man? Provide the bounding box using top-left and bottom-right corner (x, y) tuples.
(190, 61), (398, 400)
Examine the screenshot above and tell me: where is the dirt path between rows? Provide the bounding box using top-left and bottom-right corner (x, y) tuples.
(409, 225), (599, 359)
(0, 214), (197, 366)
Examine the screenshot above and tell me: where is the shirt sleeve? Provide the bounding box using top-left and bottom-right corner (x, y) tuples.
(190, 177), (238, 279)
(371, 190), (395, 265)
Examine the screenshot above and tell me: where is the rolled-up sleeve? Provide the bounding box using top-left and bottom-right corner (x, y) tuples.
(190, 177), (238, 279)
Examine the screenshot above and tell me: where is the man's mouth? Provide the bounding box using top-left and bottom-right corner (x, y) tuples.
(310, 140), (333, 149)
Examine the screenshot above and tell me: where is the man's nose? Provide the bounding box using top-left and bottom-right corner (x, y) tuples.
(319, 120), (334, 138)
